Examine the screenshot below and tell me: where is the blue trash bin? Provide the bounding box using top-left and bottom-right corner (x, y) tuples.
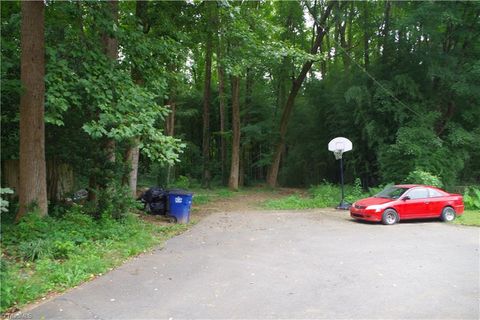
(167, 190), (193, 224)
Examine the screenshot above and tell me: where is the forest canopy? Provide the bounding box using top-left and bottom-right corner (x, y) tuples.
(1, 0), (479, 213)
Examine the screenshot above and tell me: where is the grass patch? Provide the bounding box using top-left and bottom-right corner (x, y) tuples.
(454, 210), (480, 227)
(264, 182), (380, 210)
(0, 208), (188, 314)
(191, 187), (239, 206)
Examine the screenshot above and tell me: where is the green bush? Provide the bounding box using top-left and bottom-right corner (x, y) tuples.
(404, 170), (443, 188)
(169, 175), (198, 190)
(464, 187), (480, 210)
(0, 204), (189, 313)
(95, 182), (142, 220)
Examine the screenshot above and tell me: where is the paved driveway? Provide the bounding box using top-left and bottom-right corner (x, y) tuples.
(23, 209), (479, 319)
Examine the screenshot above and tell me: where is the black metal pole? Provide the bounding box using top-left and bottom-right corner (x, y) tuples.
(336, 155), (350, 210)
(340, 156), (345, 202)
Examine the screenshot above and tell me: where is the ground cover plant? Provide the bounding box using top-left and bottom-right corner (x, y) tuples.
(454, 186), (480, 226)
(454, 210), (480, 227)
(263, 180), (381, 210)
(0, 207), (187, 314)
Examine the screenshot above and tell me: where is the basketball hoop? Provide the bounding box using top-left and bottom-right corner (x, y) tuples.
(333, 150), (343, 160)
(328, 137), (353, 210)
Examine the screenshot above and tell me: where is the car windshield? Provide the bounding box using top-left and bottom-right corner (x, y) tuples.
(374, 186), (409, 199)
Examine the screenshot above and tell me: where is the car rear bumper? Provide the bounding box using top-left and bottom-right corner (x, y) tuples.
(350, 208), (382, 222)
(454, 204), (465, 215)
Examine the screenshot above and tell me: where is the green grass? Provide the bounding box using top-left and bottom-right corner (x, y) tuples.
(0, 209), (188, 313)
(263, 182), (380, 210)
(191, 187), (239, 206)
(454, 210), (480, 226)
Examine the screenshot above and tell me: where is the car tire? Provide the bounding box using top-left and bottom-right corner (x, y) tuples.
(382, 208), (399, 225)
(441, 206), (456, 222)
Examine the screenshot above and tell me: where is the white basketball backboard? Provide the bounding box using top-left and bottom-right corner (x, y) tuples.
(328, 137), (353, 152)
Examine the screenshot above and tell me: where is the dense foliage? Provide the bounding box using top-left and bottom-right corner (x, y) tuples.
(2, 1), (479, 196)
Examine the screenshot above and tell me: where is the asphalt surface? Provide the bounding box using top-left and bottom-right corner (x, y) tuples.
(22, 209), (479, 319)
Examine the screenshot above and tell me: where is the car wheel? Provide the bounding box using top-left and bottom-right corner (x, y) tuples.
(441, 207), (456, 222)
(382, 209), (399, 225)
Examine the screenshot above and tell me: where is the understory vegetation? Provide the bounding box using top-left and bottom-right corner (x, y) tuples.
(263, 180), (381, 210)
(0, 206), (188, 313)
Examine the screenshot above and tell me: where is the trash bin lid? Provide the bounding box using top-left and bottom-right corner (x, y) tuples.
(167, 189), (193, 196)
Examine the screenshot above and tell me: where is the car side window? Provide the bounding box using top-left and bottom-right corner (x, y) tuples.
(429, 188), (444, 197)
(406, 188), (429, 200)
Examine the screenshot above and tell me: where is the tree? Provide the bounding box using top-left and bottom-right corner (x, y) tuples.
(266, 1), (334, 187)
(228, 76), (241, 190)
(102, 0), (119, 163)
(202, 2), (214, 188)
(16, 0), (48, 220)
(125, 0), (148, 197)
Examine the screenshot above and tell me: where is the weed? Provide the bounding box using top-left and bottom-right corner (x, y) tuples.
(464, 186), (480, 210)
(0, 204), (189, 313)
(454, 210), (480, 227)
(264, 183), (378, 210)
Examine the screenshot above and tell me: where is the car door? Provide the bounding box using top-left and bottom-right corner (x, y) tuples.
(427, 188), (446, 217)
(402, 187), (430, 218)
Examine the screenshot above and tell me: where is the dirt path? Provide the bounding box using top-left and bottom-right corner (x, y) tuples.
(141, 187), (302, 225)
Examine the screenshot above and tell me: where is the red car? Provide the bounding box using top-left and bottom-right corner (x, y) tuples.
(350, 184), (464, 225)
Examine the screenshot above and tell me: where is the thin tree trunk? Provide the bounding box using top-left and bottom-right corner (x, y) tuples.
(228, 76), (241, 190)
(363, 1), (370, 70)
(217, 5), (227, 185)
(165, 94), (176, 185)
(217, 47), (227, 186)
(124, 0), (149, 196)
(266, 2), (334, 187)
(102, 0), (118, 163)
(202, 22), (213, 188)
(17, 1), (48, 221)
(124, 138), (140, 197)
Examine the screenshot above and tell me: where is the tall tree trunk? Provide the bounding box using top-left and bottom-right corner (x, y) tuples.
(124, 0), (149, 197)
(266, 2), (334, 187)
(17, 1), (47, 221)
(102, 0), (118, 163)
(217, 46), (227, 186)
(228, 76), (241, 190)
(89, 0), (118, 202)
(165, 93), (176, 185)
(216, 4), (227, 186)
(363, 1), (370, 70)
(202, 23), (213, 188)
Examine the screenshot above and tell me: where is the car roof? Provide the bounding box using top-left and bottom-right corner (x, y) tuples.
(394, 184), (428, 188)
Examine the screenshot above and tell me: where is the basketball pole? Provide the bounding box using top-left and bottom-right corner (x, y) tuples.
(340, 156), (345, 201)
(328, 137), (353, 210)
(336, 155), (350, 210)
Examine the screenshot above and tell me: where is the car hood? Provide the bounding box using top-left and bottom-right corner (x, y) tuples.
(356, 197), (394, 207)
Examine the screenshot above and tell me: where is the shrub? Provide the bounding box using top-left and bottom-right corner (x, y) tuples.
(169, 175), (191, 189)
(404, 170), (443, 188)
(1, 203), (189, 313)
(464, 187), (480, 210)
(95, 182), (142, 220)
